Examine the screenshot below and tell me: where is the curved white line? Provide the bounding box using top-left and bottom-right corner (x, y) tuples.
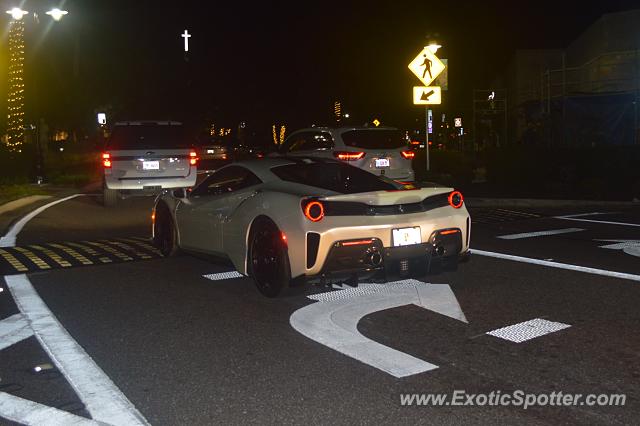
(290, 282), (467, 378)
(0, 194), (83, 247)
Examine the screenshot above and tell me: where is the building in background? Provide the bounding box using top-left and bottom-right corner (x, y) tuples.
(497, 9), (640, 147)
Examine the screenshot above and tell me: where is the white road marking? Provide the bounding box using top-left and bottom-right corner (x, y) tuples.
(497, 228), (584, 240)
(202, 271), (244, 281)
(4, 275), (149, 426)
(0, 392), (99, 426)
(0, 194), (83, 247)
(554, 212), (640, 228)
(471, 249), (640, 282)
(596, 239), (640, 258)
(290, 280), (467, 378)
(0, 313), (34, 351)
(487, 318), (571, 343)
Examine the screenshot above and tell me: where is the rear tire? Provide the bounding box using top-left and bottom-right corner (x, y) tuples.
(248, 218), (291, 297)
(103, 186), (118, 207)
(154, 206), (179, 257)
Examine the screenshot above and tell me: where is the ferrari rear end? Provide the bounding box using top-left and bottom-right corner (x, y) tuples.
(297, 187), (470, 285)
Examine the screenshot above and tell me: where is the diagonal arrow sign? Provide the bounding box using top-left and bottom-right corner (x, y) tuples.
(290, 280), (466, 378)
(421, 90), (435, 101)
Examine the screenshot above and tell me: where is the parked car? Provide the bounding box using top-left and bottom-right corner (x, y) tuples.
(102, 121), (198, 206)
(278, 126), (415, 181)
(152, 157), (469, 297)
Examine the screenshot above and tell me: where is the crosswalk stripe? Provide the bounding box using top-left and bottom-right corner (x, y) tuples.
(12, 247), (51, 269)
(101, 240), (152, 260)
(48, 243), (94, 265)
(65, 242), (113, 264)
(28, 245), (73, 267)
(0, 249), (29, 272)
(84, 241), (133, 261)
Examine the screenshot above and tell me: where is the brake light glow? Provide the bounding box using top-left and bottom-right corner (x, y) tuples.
(189, 151), (198, 166)
(102, 152), (111, 168)
(341, 239), (374, 246)
(302, 200), (324, 222)
(333, 151), (365, 161)
(448, 191), (464, 209)
(401, 150), (415, 159)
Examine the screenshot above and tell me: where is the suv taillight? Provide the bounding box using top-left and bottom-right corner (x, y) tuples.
(102, 152), (111, 168)
(189, 151), (198, 166)
(401, 150), (415, 159)
(333, 151), (365, 161)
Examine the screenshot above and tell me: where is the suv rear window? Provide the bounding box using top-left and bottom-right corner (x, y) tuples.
(271, 162), (396, 194)
(107, 124), (192, 150)
(341, 129), (406, 149)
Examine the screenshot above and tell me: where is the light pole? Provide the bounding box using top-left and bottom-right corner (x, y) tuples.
(4, 5), (68, 180)
(424, 38), (441, 174)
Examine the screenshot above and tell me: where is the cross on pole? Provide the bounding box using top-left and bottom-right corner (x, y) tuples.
(181, 29), (191, 52)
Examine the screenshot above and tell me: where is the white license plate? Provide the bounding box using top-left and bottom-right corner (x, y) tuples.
(392, 227), (421, 247)
(143, 161), (160, 170)
(375, 158), (390, 168)
(207, 149), (215, 154)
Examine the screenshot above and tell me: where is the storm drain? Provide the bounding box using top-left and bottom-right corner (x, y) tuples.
(202, 271), (244, 281)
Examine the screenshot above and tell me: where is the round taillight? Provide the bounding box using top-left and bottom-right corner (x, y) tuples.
(303, 200), (324, 222)
(448, 191), (464, 209)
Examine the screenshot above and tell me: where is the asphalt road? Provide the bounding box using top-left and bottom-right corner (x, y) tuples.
(1, 194), (639, 425)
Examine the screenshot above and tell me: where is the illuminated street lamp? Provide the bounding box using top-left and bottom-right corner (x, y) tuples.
(46, 8), (68, 21)
(6, 7), (28, 20)
(427, 42), (442, 54)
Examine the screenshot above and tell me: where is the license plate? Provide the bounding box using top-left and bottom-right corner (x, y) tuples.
(143, 161), (160, 170)
(392, 227), (421, 247)
(375, 158), (390, 168)
(207, 149), (215, 154)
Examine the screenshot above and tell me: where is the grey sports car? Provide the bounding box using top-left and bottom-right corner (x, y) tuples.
(152, 157), (470, 297)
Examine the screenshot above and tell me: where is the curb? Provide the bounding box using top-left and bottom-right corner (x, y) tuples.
(466, 197), (640, 208)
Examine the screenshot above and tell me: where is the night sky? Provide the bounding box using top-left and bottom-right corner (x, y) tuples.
(2, 0), (639, 137)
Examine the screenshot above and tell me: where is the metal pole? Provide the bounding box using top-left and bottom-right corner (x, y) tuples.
(425, 106), (430, 172)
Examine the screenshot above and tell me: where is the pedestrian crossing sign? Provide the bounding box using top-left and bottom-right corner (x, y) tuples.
(408, 47), (446, 86)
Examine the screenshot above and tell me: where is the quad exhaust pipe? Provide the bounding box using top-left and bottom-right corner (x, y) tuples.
(365, 250), (383, 267)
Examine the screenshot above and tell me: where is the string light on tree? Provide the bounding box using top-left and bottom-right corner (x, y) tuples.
(272, 124), (286, 145)
(6, 18), (26, 151)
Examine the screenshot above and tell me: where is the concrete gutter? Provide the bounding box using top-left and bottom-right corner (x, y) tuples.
(0, 195), (53, 215)
(466, 197), (640, 208)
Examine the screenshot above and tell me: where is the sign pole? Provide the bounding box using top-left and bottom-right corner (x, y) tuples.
(425, 106), (430, 172)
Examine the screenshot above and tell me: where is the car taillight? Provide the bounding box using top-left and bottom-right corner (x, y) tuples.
(102, 152), (111, 168)
(333, 151), (365, 161)
(401, 150), (415, 159)
(301, 199), (324, 222)
(189, 151), (198, 166)
(448, 191), (464, 209)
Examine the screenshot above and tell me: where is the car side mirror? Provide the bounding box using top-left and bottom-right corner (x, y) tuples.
(173, 188), (188, 199)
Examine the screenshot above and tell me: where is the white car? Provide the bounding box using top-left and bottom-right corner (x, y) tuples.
(102, 121), (198, 206)
(152, 157), (470, 297)
(279, 126), (415, 181)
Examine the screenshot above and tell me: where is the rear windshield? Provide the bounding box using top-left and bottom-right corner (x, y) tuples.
(107, 125), (191, 150)
(271, 162), (396, 194)
(341, 129), (406, 150)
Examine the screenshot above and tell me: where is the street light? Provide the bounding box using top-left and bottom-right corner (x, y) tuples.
(46, 8), (68, 21)
(6, 7), (28, 20)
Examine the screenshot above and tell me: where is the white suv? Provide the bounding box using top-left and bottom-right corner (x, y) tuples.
(279, 127), (415, 181)
(102, 121), (198, 206)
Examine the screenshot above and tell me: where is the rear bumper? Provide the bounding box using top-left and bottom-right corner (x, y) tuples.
(304, 228), (466, 285)
(104, 167), (197, 190)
